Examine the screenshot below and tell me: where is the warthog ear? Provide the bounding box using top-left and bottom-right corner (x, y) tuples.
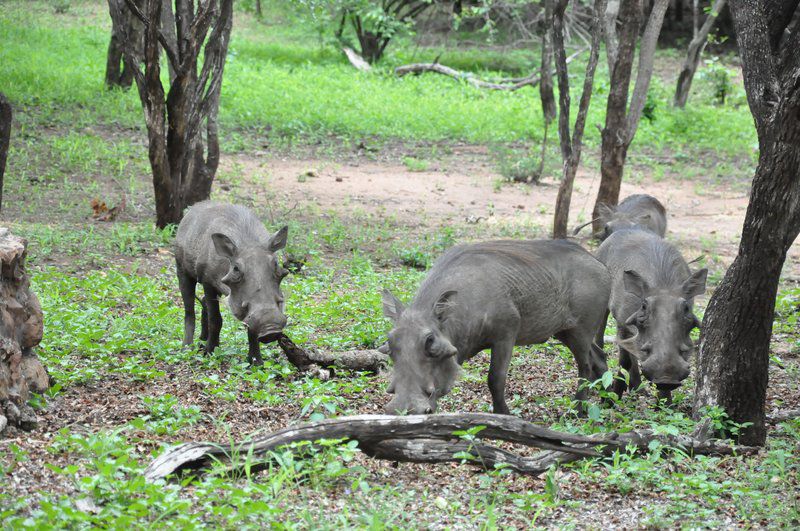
(682, 268), (708, 299)
(623, 270), (649, 300)
(267, 225), (288, 253)
(426, 334), (458, 359)
(211, 233), (238, 259)
(433, 290), (458, 322)
(382, 290), (405, 322)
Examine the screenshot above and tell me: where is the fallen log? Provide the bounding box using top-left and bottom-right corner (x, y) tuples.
(144, 412), (757, 483)
(277, 335), (388, 374)
(394, 47), (587, 92)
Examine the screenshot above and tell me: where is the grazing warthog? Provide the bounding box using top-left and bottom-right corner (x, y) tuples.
(573, 194), (667, 240)
(175, 201), (289, 365)
(381, 240), (611, 415)
(596, 229), (707, 401)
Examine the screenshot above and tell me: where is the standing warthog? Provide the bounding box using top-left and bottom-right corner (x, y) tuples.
(573, 194), (667, 240)
(381, 240), (611, 415)
(175, 201), (289, 365)
(596, 229), (707, 401)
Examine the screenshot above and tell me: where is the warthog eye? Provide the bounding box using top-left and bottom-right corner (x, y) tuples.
(424, 334), (435, 353)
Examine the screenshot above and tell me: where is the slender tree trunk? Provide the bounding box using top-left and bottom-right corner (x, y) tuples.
(674, 0), (727, 107)
(0, 94), (10, 213)
(106, 0), (143, 89)
(160, 0), (178, 83)
(255, 0), (262, 18)
(552, 0), (606, 238)
(693, 0), (800, 446)
(538, 0), (557, 179)
(592, 0), (641, 228)
(592, 0), (669, 232)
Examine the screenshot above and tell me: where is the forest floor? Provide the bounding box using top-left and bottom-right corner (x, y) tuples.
(1, 1), (799, 528)
(3, 141), (799, 529)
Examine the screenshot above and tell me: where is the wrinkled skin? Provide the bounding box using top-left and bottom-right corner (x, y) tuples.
(574, 194), (667, 240)
(175, 201), (289, 365)
(596, 229), (707, 402)
(382, 240), (611, 415)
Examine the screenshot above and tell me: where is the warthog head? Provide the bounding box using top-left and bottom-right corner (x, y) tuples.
(211, 226), (289, 342)
(617, 268), (707, 396)
(381, 289), (461, 415)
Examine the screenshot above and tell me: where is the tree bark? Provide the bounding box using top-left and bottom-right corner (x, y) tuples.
(552, 0), (606, 238)
(592, 0), (669, 233)
(143, 413), (758, 482)
(106, 0), (144, 89)
(0, 94), (11, 213)
(116, 0), (234, 228)
(0, 229), (50, 434)
(693, 0), (800, 446)
(674, 0), (727, 107)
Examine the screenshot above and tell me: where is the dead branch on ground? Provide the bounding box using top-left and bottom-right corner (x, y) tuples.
(144, 413), (759, 483)
(394, 48), (587, 91)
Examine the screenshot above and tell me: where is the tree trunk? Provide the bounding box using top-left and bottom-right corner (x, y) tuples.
(674, 0), (727, 107)
(0, 229), (50, 434)
(255, 0), (262, 18)
(592, 0), (641, 229)
(693, 0), (800, 447)
(118, 0), (234, 228)
(0, 94), (11, 213)
(106, 0), (143, 89)
(592, 0), (669, 232)
(552, 0), (606, 239)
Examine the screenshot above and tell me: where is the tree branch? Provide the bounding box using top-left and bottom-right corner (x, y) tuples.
(143, 413), (759, 483)
(394, 48), (587, 91)
(121, 0), (180, 73)
(624, 0), (669, 143)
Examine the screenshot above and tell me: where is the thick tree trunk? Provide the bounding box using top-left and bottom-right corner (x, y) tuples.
(693, 0), (800, 446)
(693, 96), (800, 447)
(0, 229), (49, 434)
(674, 0), (727, 107)
(0, 94), (10, 213)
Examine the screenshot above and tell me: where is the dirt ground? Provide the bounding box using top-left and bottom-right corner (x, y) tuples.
(223, 146), (800, 280)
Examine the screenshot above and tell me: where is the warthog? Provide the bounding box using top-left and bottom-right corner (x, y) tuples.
(574, 194), (667, 240)
(596, 229), (707, 401)
(381, 240), (611, 415)
(175, 201), (289, 365)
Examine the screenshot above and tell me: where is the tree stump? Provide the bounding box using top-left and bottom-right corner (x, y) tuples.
(0, 228), (49, 434)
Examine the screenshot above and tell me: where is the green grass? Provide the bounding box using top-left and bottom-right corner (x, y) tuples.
(0, 1), (756, 157)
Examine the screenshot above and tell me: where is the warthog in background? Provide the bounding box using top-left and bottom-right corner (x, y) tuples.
(381, 240), (611, 415)
(574, 194), (667, 240)
(596, 229), (707, 401)
(175, 201), (289, 365)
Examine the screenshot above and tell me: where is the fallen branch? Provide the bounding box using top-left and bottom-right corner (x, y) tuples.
(342, 47), (371, 72)
(277, 335), (388, 374)
(394, 47), (587, 91)
(144, 413), (758, 483)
